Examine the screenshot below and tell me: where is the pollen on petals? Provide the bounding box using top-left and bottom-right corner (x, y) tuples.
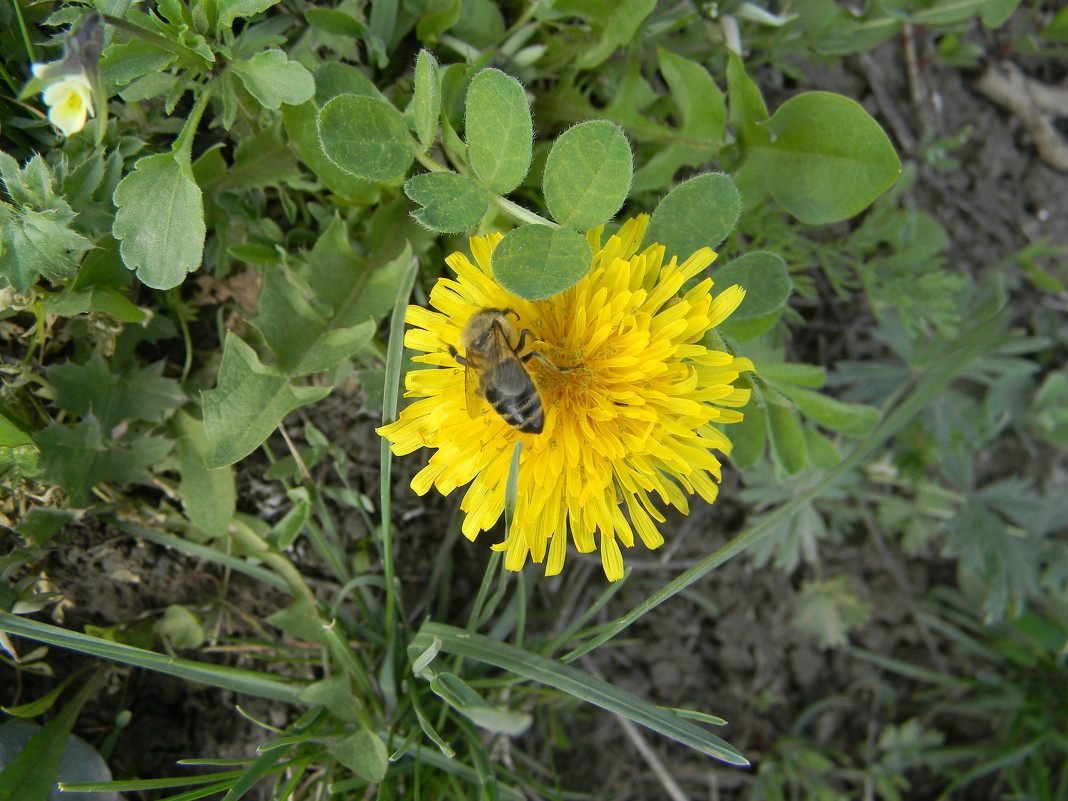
(376, 214), (754, 581)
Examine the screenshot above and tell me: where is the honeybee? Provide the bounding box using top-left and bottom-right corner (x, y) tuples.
(449, 308), (563, 434)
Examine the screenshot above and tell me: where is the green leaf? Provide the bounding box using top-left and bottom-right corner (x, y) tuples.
(217, 0), (281, 29)
(249, 217), (405, 373)
(804, 426), (841, 470)
(282, 67), (379, 202)
(101, 38), (177, 90)
(646, 173), (741, 261)
(201, 333), (331, 468)
(555, 0), (657, 69)
(631, 48), (726, 192)
(48, 356), (186, 430)
(727, 401), (765, 469)
(327, 727), (388, 782)
(0, 412), (40, 478)
(231, 50), (314, 109)
(404, 172), (488, 233)
(794, 577), (871, 649)
(543, 121), (632, 229)
(154, 605), (205, 649)
(318, 94), (414, 182)
(711, 251), (791, 320)
(34, 417), (173, 505)
(757, 362), (826, 388)
(0, 675), (105, 801)
(229, 121), (303, 188)
(411, 622), (748, 766)
(788, 386), (880, 437)
(42, 287), (147, 323)
(0, 153), (91, 292)
(491, 225), (591, 301)
(304, 8), (365, 37)
(430, 673), (532, 735)
(113, 152), (205, 290)
(412, 49), (441, 152)
(755, 92), (901, 225)
(767, 404), (807, 474)
(465, 68), (532, 193)
(174, 410), (235, 540)
(726, 50), (769, 151)
(15, 509), (77, 546)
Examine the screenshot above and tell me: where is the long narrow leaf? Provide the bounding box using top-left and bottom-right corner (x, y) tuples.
(0, 612), (304, 705)
(413, 622), (749, 766)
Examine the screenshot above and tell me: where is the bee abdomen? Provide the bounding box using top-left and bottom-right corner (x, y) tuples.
(485, 383), (544, 434)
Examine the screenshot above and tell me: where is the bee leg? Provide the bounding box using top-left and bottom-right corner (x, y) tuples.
(447, 344), (467, 366)
(522, 349), (580, 372)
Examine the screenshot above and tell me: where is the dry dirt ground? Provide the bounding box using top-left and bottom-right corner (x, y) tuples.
(9, 20), (1068, 801)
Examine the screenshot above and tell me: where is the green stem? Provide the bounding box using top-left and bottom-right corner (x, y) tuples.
(172, 83), (213, 164)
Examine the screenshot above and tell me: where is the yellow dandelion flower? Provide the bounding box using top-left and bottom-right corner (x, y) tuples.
(378, 215), (754, 581)
(32, 66), (95, 137)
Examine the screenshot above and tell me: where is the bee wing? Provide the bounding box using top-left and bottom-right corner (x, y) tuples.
(461, 324), (514, 419)
(463, 353), (485, 418)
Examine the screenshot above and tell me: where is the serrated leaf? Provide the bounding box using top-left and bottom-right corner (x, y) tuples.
(647, 173), (740, 261)
(711, 251), (791, 320)
(48, 355), (186, 430)
(412, 49), (441, 152)
(318, 94), (413, 182)
(174, 410), (235, 540)
(465, 68), (532, 193)
(404, 172), (488, 232)
(0, 413), (40, 477)
(0, 205), (90, 292)
(34, 416), (172, 505)
(756, 92), (901, 225)
(230, 121), (302, 188)
(232, 50), (314, 109)
(113, 152), (205, 290)
(543, 121), (632, 229)
(492, 225), (591, 301)
(201, 334), (331, 468)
